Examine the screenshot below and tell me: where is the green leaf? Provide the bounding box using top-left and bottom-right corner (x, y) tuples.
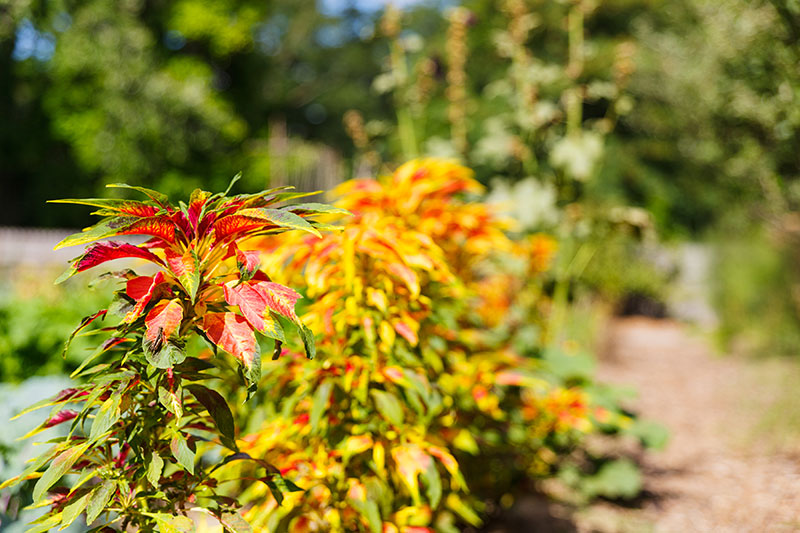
(146, 340), (187, 369)
(223, 172), (242, 196)
(174, 357), (216, 372)
(89, 393), (121, 442)
(371, 390), (404, 427)
(68, 467), (98, 495)
(348, 498), (382, 533)
(26, 513), (63, 533)
(299, 323), (316, 360)
(32, 441), (91, 502)
(158, 386), (183, 420)
(219, 511), (253, 533)
(446, 493), (482, 527)
(186, 384), (237, 451)
(106, 183), (170, 207)
(581, 459), (643, 500)
(422, 461), (442, 508)
(60, 491), (91, 529)
(286, 203), (351, 216)
(48, 198), (138, 210)
(85, 480), (116, 525)
(268, 190), (321, 203)
(146, 513), (195, 533)
(244, 208), (321, 237)
(265, 474), (303, 506)
(54, 217), (137, 249)
(453, 429), (480, 455)
(147, 452), (165, 488)
(170, 433), (196, 475)
(310, 380), (333, 432)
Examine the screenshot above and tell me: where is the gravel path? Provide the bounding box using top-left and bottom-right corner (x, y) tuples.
(589, 317), (800, 533)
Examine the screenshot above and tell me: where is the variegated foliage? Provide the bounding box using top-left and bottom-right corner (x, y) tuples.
(227, 159), (615, 533)
(4, 178), (346, 532)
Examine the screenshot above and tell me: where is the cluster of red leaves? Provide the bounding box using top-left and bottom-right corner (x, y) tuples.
(54, 181), (344, 389)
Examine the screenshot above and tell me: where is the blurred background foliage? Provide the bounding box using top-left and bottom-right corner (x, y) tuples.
(1, 0), (798, 235)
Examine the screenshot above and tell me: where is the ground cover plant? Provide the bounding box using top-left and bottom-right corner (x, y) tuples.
(2, 179), (346, 531)
(222, 159), (645, 532)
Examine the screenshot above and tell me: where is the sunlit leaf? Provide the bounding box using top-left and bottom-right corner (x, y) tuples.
(61, 491), (91, 528)
(143, 298), (184, 367)
(238, 208), (321, 237)
(54, 216), (138, 250)
(170, 432), (196, 475)
(223, 282), (286, 342)
(56, 241), (163, 283)
(200, 312), (261, 393)
(85, 480), (116, 525)
(286, 203), (352, 216)
(106, 183), (170, 208)
(89, 392), (122, 442)
(218, 511), (253, 533)
(147, 452), (164, 488)
(164, 247), (201, 301)
(123, 271), (167, 323)
(32, 441), (91, 502)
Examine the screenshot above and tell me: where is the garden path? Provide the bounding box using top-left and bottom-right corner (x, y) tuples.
(584, 317), (800, 533)
(486, 317), (800, 532)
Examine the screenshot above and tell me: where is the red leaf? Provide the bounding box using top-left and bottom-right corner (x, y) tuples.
(74, 241), (163, 272)
(54, 388), (88, 402)
(212, 215), (265, 242)
(164, 247), (201, 299)
(44, 410), (79, 428)
(118, 217), (177, 243)
(197, 211), (218, 237)
(64, 309), (108, 352)
(126, 275), (157, 300)
(101, 337), (131, 351)
(200, 312), (259, 373)
(124, 271), (165, 323)
(188, 189), (212, 233)
(223, 282), (285, 341)
(255, 281), (302, 322)
(235, 246), (261, 281)
(144, 298), (184, 349)
(115, 202), (160, 217)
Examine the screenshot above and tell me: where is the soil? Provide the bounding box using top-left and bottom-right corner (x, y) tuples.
(487, 317), (800, 533)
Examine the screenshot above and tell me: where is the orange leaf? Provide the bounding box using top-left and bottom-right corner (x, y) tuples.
(118, 217), (177, 243)
(212, 215), (265, 242)
(124, 271), (165, 323)
(200, 312), (261, 390)
(255, 281), (302, 322)
(223, 282), (285, 342)
(144, 298), (183, 348)
(164, 247), (201, 300)
(235, 246), (262, 281)
(187, 189), (212, 232)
